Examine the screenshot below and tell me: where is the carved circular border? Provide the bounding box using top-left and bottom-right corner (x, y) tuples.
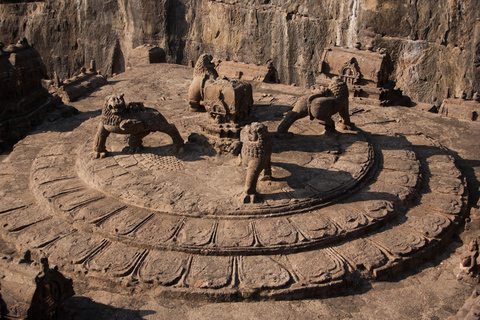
(29, 127), (427, 256)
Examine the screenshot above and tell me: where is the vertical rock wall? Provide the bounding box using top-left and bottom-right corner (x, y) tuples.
(0, 0), (479, 103)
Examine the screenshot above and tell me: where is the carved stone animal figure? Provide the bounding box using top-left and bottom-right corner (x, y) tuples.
(276, 77), (354, 139)
(188, 53), (218, 111)
(93, 94), (184, 158)
(239, 122), (272, 203)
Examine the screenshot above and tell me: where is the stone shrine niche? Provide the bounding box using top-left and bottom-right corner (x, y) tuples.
(316, 44), (410, 106)
(127, 44), (166, 69)
(339, 58), (361, 86)
(318, 45), (390, 88)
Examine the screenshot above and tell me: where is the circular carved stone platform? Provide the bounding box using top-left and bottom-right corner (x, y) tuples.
(0, 100), (468, 301)
(77, 129), (373, 217)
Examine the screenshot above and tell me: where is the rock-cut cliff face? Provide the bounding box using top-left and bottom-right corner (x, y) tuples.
(1, 0), (479, 104)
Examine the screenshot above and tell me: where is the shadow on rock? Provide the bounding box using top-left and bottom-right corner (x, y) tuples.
(58, 296), (156, 320)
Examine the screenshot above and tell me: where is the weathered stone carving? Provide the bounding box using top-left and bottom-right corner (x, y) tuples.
(93, 94), (184, 158)
(188, 54), (254, 142)
(318, 45), (390, 88)
(239, 122), (272, 203)
(0, 256), (74, 320)
(0, 37), (62, 150)
(439, 95), (480, 121)
(317, 45), (410, 106)
(216, 59), (279, 83)
(49, 60), (107, 102)
(461, 238), (479, 275)
(276, 77), (354, 139)
(188, 53), (218, 111)
(203, 78), (253, 124)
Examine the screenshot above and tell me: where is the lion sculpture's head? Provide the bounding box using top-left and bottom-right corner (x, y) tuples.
(241, 122), (272, 158)
(193, 53), (218, 79)
(329, 77), (349, 100)
(104, 94), (126, 115)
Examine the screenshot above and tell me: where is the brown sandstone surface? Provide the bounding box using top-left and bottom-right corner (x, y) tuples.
(1, 0), (479, 104)
(0, 63), (478, 318)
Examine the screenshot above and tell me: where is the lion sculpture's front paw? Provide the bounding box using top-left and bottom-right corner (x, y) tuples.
(93, 151), (109, 159)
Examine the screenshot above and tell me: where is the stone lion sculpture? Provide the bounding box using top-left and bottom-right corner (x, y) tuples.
(188, 53), (218, 111)
(239, 122), (272, 203)
(93, 94), (184, 158)
(276, 77), (355, 139)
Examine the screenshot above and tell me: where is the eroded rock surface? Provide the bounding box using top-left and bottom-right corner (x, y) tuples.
(1, 0), (479, 104)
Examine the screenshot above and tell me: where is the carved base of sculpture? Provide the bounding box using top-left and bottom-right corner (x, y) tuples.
(276, 77), (355, 139)
(239, 123), (272, 203)
(93, 94), (184, 158)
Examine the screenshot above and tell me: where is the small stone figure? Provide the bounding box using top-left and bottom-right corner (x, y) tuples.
(93, 94), (184, 158)
(462, 238), (479, 276)
(276, 77), (354, 139)
(239, 122), (272, 203)
(188, 53), (218, 111)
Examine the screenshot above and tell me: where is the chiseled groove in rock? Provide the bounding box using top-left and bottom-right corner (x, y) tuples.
(99, 209), (154, 236)
(0, 204), (29, 215)
(36, 176), (77, 186)
(54, 192), (105, 213)
(42, 232), (106, 266)
(84, 242), (147, 278)
(127, 214), (184, 245)
(114, 213), (155, 236)
(35, 144), (77, 158)
(0, 205), (52, 232)
(4, 216), (52, 233)
(90, 206), (128, 226)
(74, 239), (111, 265)
(38, 182), (86, 200)
(11, 218), (76, 250)
(32, 232), (65, 249)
